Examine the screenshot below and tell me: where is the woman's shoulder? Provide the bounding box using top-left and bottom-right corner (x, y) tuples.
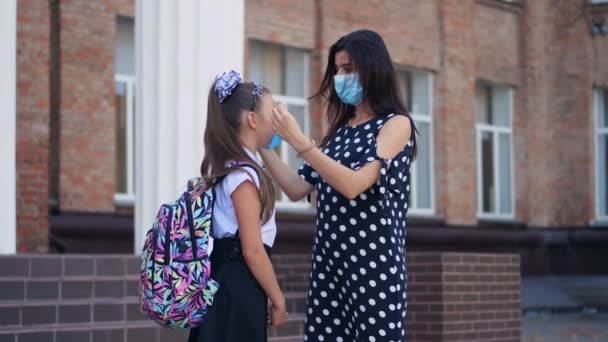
(376, 113), (412, 159)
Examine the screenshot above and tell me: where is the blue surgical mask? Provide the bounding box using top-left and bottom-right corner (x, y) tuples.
(266, 134), (282, 150)
(334, 73), (364, 105)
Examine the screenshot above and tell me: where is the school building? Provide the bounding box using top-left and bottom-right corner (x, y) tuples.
(1, 0), (608, 341)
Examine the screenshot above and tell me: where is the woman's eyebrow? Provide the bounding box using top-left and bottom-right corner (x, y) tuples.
(335, 63), (353, 69)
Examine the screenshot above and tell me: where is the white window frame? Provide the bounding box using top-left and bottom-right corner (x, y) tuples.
(275, 95), (311, 211)
(247, 41), (311, 211)
(114, 74), (136, 205)
(476, 85), (515, 220)
(595, 88), (608, 222)
(402, 70), (435, 216)
(275, 51), (311, 211)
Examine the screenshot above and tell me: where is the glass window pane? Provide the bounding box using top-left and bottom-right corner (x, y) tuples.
(115, 17), (135, 76)
(415, 122), (432, 209)
(481, 131), (495, 213)
(491, 85), (510, 127)
(115, 81), (127, 194)
(598, 89), (607, 128)
(411, 71), (430, 115)
(248, 41), (282, 93)
(397, 71), (411, 111)
(286, 104), (307, 171)
(476, 84), (491, 124)
(600, 134), (608, 217)
(285, 48), (306, 97)
(498, 133), (512, 214)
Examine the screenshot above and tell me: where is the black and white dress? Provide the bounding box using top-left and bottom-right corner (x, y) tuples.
(298, 113), (413, 342)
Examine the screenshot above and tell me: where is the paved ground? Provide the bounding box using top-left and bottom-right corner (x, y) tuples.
(523, 312), (608, 342)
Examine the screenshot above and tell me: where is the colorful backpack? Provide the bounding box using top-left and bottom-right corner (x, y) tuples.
(139, 162), (257, 328)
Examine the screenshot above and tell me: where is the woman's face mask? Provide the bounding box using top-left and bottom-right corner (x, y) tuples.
(334, 73), (364, 105)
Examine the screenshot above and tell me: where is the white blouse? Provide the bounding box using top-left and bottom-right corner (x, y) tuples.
(211, 148), (277, 247)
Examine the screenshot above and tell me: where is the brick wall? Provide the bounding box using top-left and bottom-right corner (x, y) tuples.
(244, 0), (608, 227)
(57, 0), (134, 212)
(0, 252), (521, 341)
(407, 253), (522, 342)
(16, 0), (51, 253)
(15, 0), (608, 253)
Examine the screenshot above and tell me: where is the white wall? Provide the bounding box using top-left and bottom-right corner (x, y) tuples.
(134, 0), (245, 253)
(0, 0), (17, 254)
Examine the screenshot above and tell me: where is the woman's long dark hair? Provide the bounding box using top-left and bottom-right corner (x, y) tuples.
(312, 29), (417, 157)
(200, 82), (276, 224)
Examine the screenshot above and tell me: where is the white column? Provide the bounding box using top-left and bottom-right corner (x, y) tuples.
(134, 0), (245, 253)
(0, 0), (17, 255)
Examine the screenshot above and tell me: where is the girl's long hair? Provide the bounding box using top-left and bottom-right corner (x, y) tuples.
(200, 82), (276, 223)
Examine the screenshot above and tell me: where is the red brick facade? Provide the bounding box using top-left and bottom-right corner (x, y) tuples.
(15, 0), (608, 252)
(16, 0), (51, 253)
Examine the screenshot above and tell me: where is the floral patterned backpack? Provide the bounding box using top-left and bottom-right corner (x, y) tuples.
(138, 162), (257, 328)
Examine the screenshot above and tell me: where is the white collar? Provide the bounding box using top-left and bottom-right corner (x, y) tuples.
(243, 147), (261, 166)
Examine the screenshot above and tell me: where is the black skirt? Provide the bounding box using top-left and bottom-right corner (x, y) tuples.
(188, 238), (272, 342)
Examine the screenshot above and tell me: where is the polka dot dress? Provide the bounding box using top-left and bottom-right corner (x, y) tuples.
(298, 113), (413, 342)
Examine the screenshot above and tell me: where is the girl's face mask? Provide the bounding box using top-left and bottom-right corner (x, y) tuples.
(266, 133), (282, 150)
(334, 73), (364, 105)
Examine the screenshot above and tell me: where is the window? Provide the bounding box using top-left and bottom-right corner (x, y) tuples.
(248, 40), (310, 207)
(115, 17), (135, 203)
(595, 88), (608, 220)
(396, 68), (434, 215)
(476, 82), (514, 219)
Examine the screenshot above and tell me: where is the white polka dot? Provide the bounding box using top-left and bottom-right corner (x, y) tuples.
(350, 218), (357, 225)
(349, 236), (357, 244)
(340, 206), (347, 213)
(359, 249), (367, 256)
(340, 243), (347, 251)
(379, 310), (386, 318)
(350, 255), (357, 263)
(359, 231), (366, 238)
(380, 329), (386, 336)
(369, 317), (376, 324)
(369, 298), (376, 306)
(349, 200), (357, 207)
(360, 212), (368, 219)
(323, 309), (329, 316)
(359, 286), (366, 294)
(331, 215), (337, 222)
(370, 261), (377, 268)
(339, 225), (346, 232)
(369, 280), (377, 287)
(360, 267), (367, 275)
(370, 243), (377, 250)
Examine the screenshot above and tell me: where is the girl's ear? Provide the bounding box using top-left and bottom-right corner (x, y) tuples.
(245, 111), (257, 130)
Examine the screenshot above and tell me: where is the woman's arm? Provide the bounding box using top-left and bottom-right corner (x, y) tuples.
(231, 181), (286, 317)
(271, 105), (411, 200)
(259, 149), (314, 202)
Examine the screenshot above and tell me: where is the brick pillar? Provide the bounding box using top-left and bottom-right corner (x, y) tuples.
(407, 253), (522, 342)
(522, 0), (596, 226)
(16, 0), (50, 253)
(435, 0), (477, 225)
(58, 0), (117, 212)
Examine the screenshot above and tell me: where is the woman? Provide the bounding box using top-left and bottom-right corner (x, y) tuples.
(260, 29), (416, 341)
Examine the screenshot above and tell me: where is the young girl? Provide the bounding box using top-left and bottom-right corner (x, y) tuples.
(188, 71), (288, 342)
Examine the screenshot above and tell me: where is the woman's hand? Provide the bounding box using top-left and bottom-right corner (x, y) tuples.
(271, 104), (310, 151)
